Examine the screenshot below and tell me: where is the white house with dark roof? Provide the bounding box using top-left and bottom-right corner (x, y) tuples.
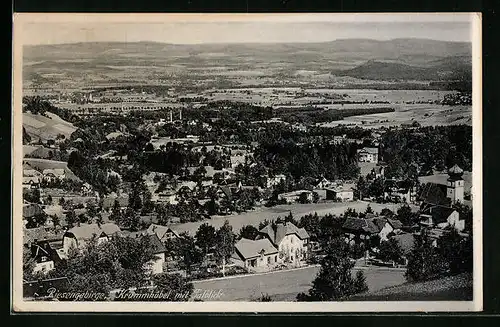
(42, 168), (66, 182)
(231, 238), (279, 271)
(357, 147), (379, 163)
(146, 224), (180, 243)
(257, 221), (310, 265)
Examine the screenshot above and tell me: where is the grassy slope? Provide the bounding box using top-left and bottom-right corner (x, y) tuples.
(23, 112), (77, 142)
(348, 273), (473, 301)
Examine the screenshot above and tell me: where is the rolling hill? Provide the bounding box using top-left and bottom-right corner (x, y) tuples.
(23, 38), (472, 88)
(334, 56), (472, 82)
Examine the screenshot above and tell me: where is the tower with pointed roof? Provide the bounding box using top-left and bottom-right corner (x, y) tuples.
(446, 164), (464, 204)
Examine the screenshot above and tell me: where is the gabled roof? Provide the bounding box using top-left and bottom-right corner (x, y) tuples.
(24, 169), (42, 177)
(387, 218), (403, 230)
(448, 164), (464, 175)
(146, 224), (180, 240)
(31, 240), (61, 263)
(358, 147), (379, 154)
(419, 183), (450, 207)
(422, 205), (458, 224)
(65, 223), (121, 241)
(219, 186), (232, 199)
(234, 238), (278, 260)
(342, 217), (380, 234)
(259, 221), (310, 246)
(42, 168), (65, 176)
(24, 226), (64, 245)
(140, 233), (167, 254)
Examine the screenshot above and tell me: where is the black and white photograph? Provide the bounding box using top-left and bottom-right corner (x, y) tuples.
(12, 13), (482, 312)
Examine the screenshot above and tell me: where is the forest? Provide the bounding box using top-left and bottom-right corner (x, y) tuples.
(380, 125), (472, 179)
(254, 140), (360, 181)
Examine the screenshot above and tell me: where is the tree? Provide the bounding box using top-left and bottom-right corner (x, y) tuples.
(65, 209), (77, 228)
(312, 191), (320, 204)
(405, 230), (447, 282)
(364, 204), (374, 215)
(239, 225), (260, 240)
(438, 228), (473, 275)
(23, 247), (36, 281)
(57, 235), (156, 297)
(151, 273), (194, 301)
(297, 192), (311, 204)
(258, 219), (271, 230)
(296, 238), (368, 301)
(110, 199), (122, 221)
(354, 270), (369, 294)
(215, 220), (235, 276)
(378, 238), (403, 264)
(195, 223), (217, 256)
(297, 213), (321, 242)
(397, 204), (415, 227)
(380, 208), (394, 217)
(24, 189), (41, 204)
(175, 233), (203, 276)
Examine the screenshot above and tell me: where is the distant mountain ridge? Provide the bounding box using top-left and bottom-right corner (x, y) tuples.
(335, 56), (472, 82)
(24, 38), (471, 62)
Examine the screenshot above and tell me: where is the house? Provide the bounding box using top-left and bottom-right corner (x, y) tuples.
(42, 169), (66, 182)
(314, 177), (335, 189)
(23, 169), (42, 188)
(139, 233), (167, 275)
(419, 205), (465, 232)
(146, 224), (180, 243)
(369, 217), (403, 241)
(80, 182), (93, 195)
(383, 179), (417, 203)
(257, 221), (310, 264)
(343, 217), (378, 242)
(332, 135), (346, 144)
(419, 164), (466, 208)
(231, 238), (279, 271)
(62, 223), (121, 255)
(278, 190), (313, 204)
(370, 165), (385, 179)
(24, 226), (65, 248)
(326, 186), (354, 202)
(155, 189), (178, 205)
(342, 217), (402, 243)
(30, 240), (61, 274)
(357, 147), (379, 163)
(263, 174), (286, 189)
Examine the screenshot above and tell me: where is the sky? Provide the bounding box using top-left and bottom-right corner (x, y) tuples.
(17, 13), (475, 45)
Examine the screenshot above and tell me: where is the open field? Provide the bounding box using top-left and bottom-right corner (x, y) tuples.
(191, 265), (406, 301)
(23, 158), (80, 181)
(320, 104), (471, 129)
(171, 201), (407, 236)
(23, 112), (77, 141)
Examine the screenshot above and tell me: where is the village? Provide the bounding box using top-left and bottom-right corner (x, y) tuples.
(22, 97), (473, 300)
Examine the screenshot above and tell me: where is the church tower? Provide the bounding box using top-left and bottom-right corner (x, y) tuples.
(447, 164), (464, 204)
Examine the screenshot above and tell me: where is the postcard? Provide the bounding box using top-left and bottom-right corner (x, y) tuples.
(12, 12), (482, 312)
